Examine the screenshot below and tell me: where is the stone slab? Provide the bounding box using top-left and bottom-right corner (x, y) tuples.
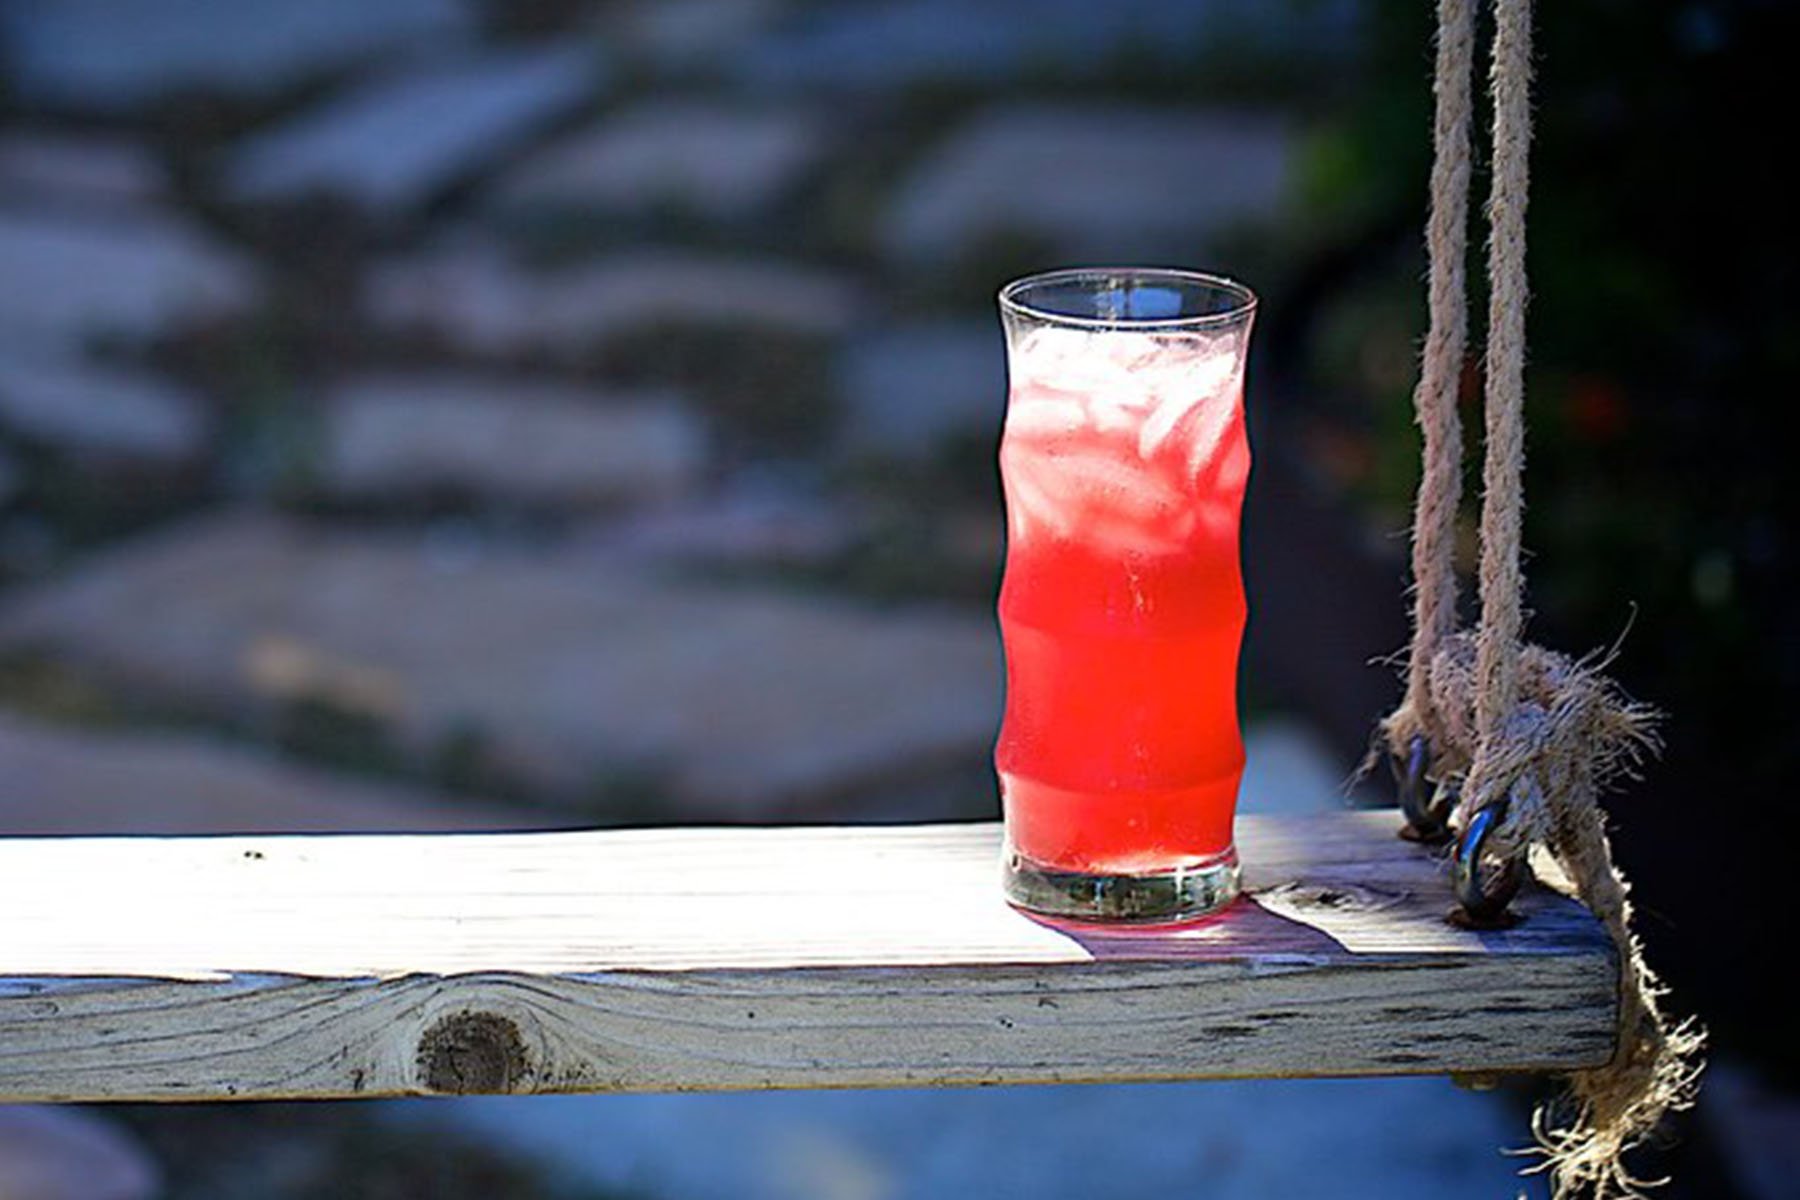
(367, 243), (862, 355)
(585, 483), (859, 567)
(882, 104), (1293, 263)
(836, 319), (1004, 458)
(389, 1066), (1535, 1200)
(491, 99), (827, 221)
(0, 357), (208, 462)
(0, 132), (170, 210)
(737, 0), (1362, 93)
(0, 514), (1001, 815)
(0, 710), (535, 835)
(0, 1106), (156, 1200)
(320, 374), (706, 506)
(608, 0), (785, 74)
(224, 44), (602, 219)
(0, 209), (261, 352)
(1703, 1062), (1800, 1200)
(0, 0), (470, 113)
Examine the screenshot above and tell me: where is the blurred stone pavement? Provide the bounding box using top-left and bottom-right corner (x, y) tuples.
(2, 0), (1769, 1197)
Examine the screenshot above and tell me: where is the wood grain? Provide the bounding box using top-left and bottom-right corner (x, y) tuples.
(0, 813), (1617, 1101)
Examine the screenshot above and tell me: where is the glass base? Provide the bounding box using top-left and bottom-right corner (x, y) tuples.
(1003, 847), (1240, 923)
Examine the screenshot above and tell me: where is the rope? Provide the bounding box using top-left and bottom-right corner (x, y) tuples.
(1470, 0), (1531, 762)
(1378, 0), (1704, 1194)
(1388, 0), (1474, 753)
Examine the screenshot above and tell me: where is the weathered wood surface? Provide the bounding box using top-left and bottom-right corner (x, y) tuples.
(0, 813), (1616, 1102)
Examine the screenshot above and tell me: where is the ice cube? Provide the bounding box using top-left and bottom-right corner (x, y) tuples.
(1014, 327), (1142, 397)
(1004, 394), (1086, 442)
(1084, 503), (1194, 558)
(1043, 446), (1182, 523)
(1007, 436), (1201, 557)
(1137, 387), (1206, 459)
(1162, 337), (1242, 399)
(1001, 447), (1075, 540)
(1195, 496), (1238, 541)
(1101, 339), (1240, 459)
(1184, 390), (1242, 482)
(1210, 435), (1251, 493)
(1085, 367), (1158, 413)
(1087, 393), (1143, 436)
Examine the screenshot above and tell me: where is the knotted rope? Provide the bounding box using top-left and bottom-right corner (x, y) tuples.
(1377, 1), (1704, 1195)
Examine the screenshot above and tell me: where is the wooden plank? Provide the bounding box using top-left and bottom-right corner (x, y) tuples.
(0, 813), (1617, 1102)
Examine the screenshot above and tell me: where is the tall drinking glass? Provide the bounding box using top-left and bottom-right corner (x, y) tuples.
(996, 268), (1257, 922)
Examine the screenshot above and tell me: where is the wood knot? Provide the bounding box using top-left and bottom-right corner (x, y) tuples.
(416, 1011), (530, 1095)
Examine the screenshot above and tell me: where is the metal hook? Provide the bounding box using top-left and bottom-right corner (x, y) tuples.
(1393, 736), (1451, 843)
(1452, 800), (1525, 925)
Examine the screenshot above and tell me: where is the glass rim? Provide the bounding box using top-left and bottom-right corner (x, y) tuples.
(998, 266), (1258, 331)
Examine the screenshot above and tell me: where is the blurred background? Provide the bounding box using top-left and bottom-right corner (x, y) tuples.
(0, 0), (1792, 1197)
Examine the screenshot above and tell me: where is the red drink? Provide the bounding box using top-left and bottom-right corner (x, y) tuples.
(996, 269), (1256, 921)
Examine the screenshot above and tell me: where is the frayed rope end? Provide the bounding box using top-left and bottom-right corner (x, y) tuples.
(1529, 1010), (1706, 1200)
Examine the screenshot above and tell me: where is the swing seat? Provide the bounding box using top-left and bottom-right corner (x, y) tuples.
(0, 812), (1616, 1102)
